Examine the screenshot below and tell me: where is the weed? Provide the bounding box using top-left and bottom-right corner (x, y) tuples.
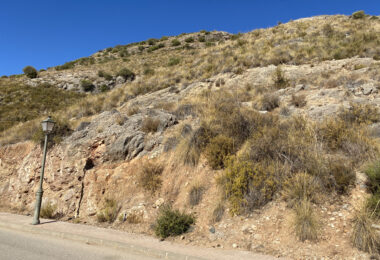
(273, 66), (288, 89)
(171, 39), (181, 46)
(352, 207), (380, 254)
(283, 172), (321, 207)
(292, 200), (319, 242)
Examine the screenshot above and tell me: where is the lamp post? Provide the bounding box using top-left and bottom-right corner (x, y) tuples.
(32, 116), (55, 225)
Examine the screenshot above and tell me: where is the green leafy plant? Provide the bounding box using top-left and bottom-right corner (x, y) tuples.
(154, 204), (195, 239)
(117, 68), (135, 81)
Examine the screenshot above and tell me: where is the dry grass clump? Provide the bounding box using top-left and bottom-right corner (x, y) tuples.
(352, 207), (380, 254)
(138, 161), (164, 193)
(292, 200), (319, 242)
(259, 93), (280, 111)
(188, 184), (205, 206)
(97, 198), (120, 223)
(127, 105), (140, 116)
(210, 203), (225, 223)
(339, 103), (379, 125)
(40, 201), (57, 219)
(283, 172), (321, 207)
(273, 66), (289, 89)
(290, 94), (307, 108)
(141, 117), (160, 133)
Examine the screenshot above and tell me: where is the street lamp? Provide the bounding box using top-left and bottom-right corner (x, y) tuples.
(32, 116), (55, 225)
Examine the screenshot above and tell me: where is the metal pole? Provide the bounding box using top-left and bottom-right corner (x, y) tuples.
(32, 133), (48, 225)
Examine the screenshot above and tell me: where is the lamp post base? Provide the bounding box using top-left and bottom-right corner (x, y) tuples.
(32, 190), (43, 225)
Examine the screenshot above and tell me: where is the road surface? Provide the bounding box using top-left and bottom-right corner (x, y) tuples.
(0, 227), (157, 260)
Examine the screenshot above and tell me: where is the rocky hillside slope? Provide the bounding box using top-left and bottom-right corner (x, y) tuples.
(1, 13), (380, 259)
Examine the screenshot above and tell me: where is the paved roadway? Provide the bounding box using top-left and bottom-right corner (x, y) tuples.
(0, 227), (157, 260)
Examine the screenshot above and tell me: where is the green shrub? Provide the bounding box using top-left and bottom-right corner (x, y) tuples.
(143, 68), (155, 76)
(185, 37), (194, 43)
(23, 66), (38, 78)
(352, 10), (366, 19)
(167, 57), (180, 66)
(98, 70), (112, 80)
(80, 80), (95, 92)
(198, 35), (206, 42)
(141, 117), (160, 133)
(40, 201), (57, 219)
(117, 68), (135, 81)
(97, 198), (119, 223)
(154, 204), (195, 239)
(171, 39), (181, 46)
(147, 38), (158, 45)
(99, 84), (109, 92)
(292, 200), (319, 242)
(55, 61), (75, 71)
(148, 43), (165, 52)
(139, 161), (163, 193)
(205, 135), (234, 169)
(365, 161), (380, 194)
(219, 156), (277, 215)
(160, 36), (168, 41)
(188, 184), (204, 206)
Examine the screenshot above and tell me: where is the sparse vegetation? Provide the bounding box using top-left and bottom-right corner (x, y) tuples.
(188, 184), (204, 206)
(154, 204), (195, 239)
(211, 203), (225, 223)
(273, 66), (288, 89)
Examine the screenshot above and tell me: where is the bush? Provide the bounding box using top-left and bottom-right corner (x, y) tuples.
(127, 105), (140, 116)
(205, 135), (234, 169)
(40, 201), (57, 219)
(147, 38), (158, 45)
(99, 84), (109, 92)
(283, 172), (321, 207)
(141, 117), (160, 133)
(339, 103), (379, 125)
(211, 203), (225, 223)
(219, 156), (277, 215)
(171, 39), (181, 47)
(154, 204), (195, 239)
(97, 198), (119, 223)
(290, 94), (307, 108)
(273, 66), (288, 89)
(329, 159), (356, 194)
(117, 68), (135, 81)
(188, 184), (204, 206)
(23, 66), (38, 78)
(365, 161), (380, 194)
(352, 207), (380, 254)
(185, 37), (194, 43)
(139, 161), (163, 193)
(198, 35), (206, 42)
(98, 70), (113, 80)
(168, 57), (180, 66)
(81, 80), (95, 92)
(352, 10), (366, 19)
(292, 200), (319, 242)
(260, 93), (280, 111)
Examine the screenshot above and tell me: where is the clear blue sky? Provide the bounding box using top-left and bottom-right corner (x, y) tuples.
(1, 0), (379, 76)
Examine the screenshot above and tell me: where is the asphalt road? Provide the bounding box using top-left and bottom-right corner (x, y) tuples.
(0, 227), (158, 260)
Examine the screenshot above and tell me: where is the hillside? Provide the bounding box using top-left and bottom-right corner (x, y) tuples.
(1, 12), (380, 259)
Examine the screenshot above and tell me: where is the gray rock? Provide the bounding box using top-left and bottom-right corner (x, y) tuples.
(107, 132), (145, 161)
(362, 83), (377, 95)
(295, 84), (305, 92)
(116, 76), (126, 85)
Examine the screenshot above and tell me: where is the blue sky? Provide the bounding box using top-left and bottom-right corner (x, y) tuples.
(1, 0), (379, 76)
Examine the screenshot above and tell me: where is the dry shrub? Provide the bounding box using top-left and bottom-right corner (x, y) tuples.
(365, 161), (380, 194)
(211, 203), (225, 223)
(126, 211), (144, 224)
(141, 117), (160, 133)
(139, 161), (164, 193)
(40, 201), (57, 219)
(204, 135), (235, 169)
(188, 184), (205, 206)
(177, 125), (213, 166)
(290, 94), (307, 108)
(97, 198), (120, 223)
(339, 103), (379, 125)
(273, 66), (289, 89)
(329, 159), (356, 194)
(352, 207), (380, 254)
(259, 93), (280, 111)
(283, 172), (321, 207)
(127, 105), (140, 116)
(292, 200), (319, 242)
